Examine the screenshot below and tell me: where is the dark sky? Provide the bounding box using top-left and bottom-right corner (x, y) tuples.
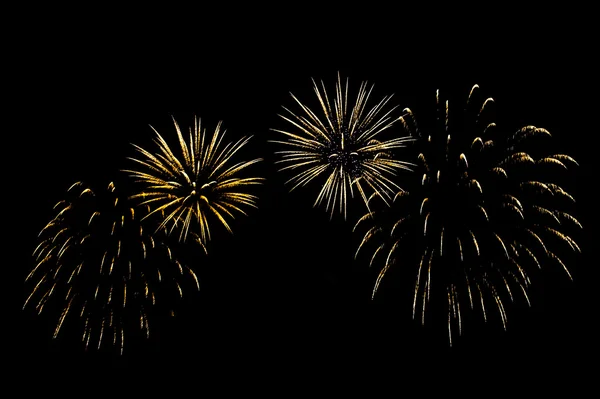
(20, 9), (594, 390)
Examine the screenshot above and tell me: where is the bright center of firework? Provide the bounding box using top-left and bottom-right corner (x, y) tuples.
(189, 180), (217, 202)
(323, 131), (363, 177)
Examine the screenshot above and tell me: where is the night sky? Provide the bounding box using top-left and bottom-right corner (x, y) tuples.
(20, 9), (593, 390)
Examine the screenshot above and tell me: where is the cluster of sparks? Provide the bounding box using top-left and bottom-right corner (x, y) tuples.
(24, 182), (200, 354)
(125, 116), (264, 246)
(353, 85), (581, 345)
(271, 73), (414, 219)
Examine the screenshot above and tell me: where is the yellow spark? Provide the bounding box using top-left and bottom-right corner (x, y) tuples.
(420, 198), (428, 215)
(54, 296), (75, 339)
(495, 233), (509, 258)
(98, 318), (105, 350)
(548, 251), (573, 280)
(459, 153), (468, 168)
(469, 230), (480, 256)
(413, 249), (429, 319)
(369, 244), (385, 268)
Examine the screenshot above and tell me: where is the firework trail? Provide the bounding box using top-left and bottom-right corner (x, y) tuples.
(354, 84), (581, 345)
(270, 73), (414, 219)
(124, 116), (264, 246)
(24, 181), (200, 354)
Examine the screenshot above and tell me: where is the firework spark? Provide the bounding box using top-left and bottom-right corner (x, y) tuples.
(24, 181), (200, 354)
(270, 73), (414, 219)
(125, 116), (264, 246)
(354, 84), (581, 346)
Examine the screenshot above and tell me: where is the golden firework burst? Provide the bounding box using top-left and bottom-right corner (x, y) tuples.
(270, 73), (414, 219)
(354, 84), (581, 346)
(125, 116), (264, 246)
(24, 181), (199, 354)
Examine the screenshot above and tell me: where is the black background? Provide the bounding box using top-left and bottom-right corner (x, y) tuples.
(18, 7), (594, 392)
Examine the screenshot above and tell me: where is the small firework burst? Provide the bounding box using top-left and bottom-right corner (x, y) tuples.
(354, 85), (581, 345)
(24, 181), (200, 354)
(270, 73), (414, 219)
(125, 116), (264, 246)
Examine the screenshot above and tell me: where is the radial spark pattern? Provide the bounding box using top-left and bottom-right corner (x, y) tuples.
(24, 181), (200, 354)
(271, 74), (414, 219)
(125, 116), (264, 246)
(354, 85), (581, 345)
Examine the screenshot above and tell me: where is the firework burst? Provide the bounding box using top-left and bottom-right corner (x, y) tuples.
(354, 84), (581, 345)
(24, 181), (200, 354)
(125, 116), (264, 246)
(270, 73), (414, 219)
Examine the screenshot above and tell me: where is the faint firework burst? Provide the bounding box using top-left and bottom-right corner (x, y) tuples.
(354, 84), (581, 345)
(125, 116), (264, 246)
(24, 181), (200, 354)
(270, 73), (414, 219)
